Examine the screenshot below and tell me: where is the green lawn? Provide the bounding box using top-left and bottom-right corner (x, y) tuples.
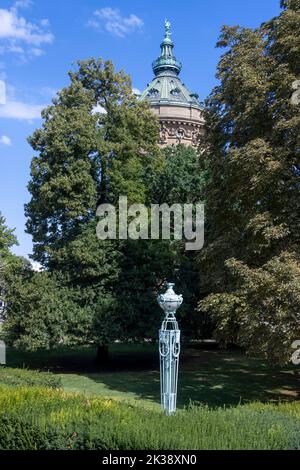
(5, 343), (300, 408)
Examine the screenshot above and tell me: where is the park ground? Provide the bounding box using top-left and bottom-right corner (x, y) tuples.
(5, 342), (300, 409)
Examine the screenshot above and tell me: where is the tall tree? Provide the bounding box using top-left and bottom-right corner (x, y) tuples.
(25, 58), (160, 267)
(6, 58), (165, 358)
(198, 0), (300, 362)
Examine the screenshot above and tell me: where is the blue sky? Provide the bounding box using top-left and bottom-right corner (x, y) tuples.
(0, 0), (281, 259)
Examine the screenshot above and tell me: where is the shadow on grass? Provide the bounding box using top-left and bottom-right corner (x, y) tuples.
(5, 344), (300, 408)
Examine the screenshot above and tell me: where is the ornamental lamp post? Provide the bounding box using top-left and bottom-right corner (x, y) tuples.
(157, 282), (183, 415)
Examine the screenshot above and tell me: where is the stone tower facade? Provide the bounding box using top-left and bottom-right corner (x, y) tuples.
(140, 21), (205, 147)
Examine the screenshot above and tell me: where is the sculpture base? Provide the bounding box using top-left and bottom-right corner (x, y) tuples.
(159, 328), (180, 415)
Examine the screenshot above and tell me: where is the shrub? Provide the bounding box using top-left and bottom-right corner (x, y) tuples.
(0, 386), (299, 450)
(0, 367), (61, 389)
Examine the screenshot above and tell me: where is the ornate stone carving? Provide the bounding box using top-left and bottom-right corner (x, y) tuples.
(159, 123), (168, 145)
(176, 127), (185, 144)
(158, 119), (203, 147)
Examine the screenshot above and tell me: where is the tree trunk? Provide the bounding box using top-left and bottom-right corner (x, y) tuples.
(95, 344), (109, 364)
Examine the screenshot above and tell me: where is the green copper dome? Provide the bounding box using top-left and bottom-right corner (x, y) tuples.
(140, 21), (202, 110)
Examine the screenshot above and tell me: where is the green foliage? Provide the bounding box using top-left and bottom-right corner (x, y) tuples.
(5, 62), (210, 351)
(146, 145), (207, 205)
(2, 58), (162, 351)
(198, 1), (300, 361)
(0, 213), (17, 255)
(26, 82), (100, 265)
(25, 58), (160, 266)
(2, 271), (92, 350)
(142, 145), (209, 338)
(0, 367), (61, 389)
(0, 386), (300, 450)
(201, 253), (300, 362)
(0, 213), (24, 307)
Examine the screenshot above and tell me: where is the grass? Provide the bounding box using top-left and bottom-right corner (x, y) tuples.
(4, 343), (300, 409)
(1, 344), (300, 450)
(0, 366), (61, 389)
(0, 386), (300, 450)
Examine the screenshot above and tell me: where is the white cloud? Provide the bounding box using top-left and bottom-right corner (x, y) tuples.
(0, 79), (6, 104)
(29, 47), (44, 57)
(133, 87), (141, 96)
(14, 0), (32, 9)
(40, 19), (50, 27)
(0, 135), (12, 146)
(40, 86), (57, 98)
(88, 7), (143, 38)
(0, 99), (44, 120)
(0, 8), (53, 45)
(0, 3), (54, 59)
(7, 44), (24, 54)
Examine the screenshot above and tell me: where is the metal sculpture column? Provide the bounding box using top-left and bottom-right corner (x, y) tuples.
(158, 283), (183, 415)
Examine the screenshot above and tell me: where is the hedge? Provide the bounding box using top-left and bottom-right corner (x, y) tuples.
(0, 386), (299, 450)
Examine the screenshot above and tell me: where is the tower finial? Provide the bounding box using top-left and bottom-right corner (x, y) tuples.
(152, 20), (182, 76)
(165, 19), (171, 39)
